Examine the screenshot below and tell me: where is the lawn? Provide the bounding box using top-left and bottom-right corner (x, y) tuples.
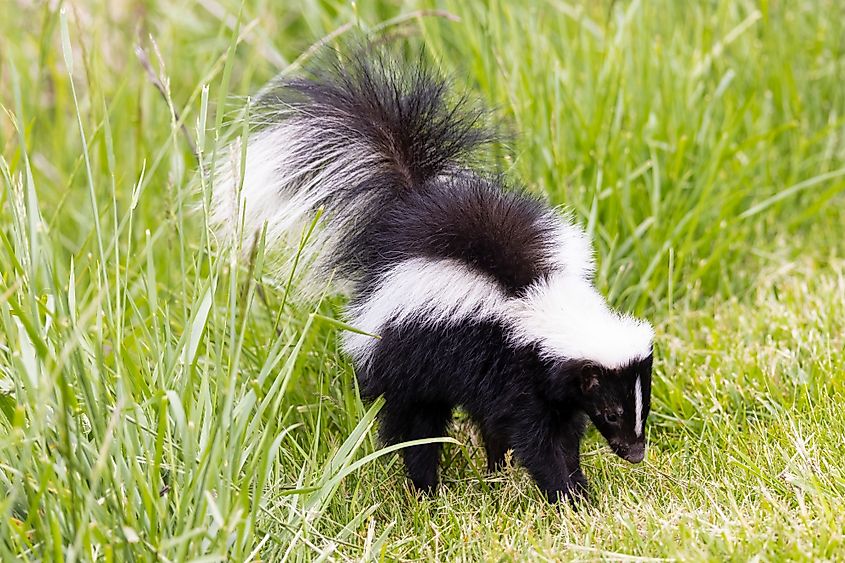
(1, 0), (844, 560)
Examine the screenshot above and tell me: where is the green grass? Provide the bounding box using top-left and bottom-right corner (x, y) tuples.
(2, 0), (845, 560)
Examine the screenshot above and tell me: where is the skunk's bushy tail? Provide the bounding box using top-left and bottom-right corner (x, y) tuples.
(211, 49), (493, 296)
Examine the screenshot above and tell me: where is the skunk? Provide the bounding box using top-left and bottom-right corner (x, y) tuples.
(212, 50), (655, 503)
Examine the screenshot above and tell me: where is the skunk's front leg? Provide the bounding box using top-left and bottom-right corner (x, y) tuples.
(561, 438), (588, 497)
(558, 415), (588, 497)
(511, 415), (577, 503)
(381, 400), (453, 493)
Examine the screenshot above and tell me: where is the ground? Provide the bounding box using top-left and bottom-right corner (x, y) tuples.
(1, 0), (844, 560)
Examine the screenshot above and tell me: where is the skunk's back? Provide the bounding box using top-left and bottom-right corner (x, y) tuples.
(341, 174), (594, 296)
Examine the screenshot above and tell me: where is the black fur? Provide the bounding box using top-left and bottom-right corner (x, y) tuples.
(360, 318), (651, 502)
(266, 51), (491, 189)
(235, 47), (654, 503)
(347, 176), (561, 296)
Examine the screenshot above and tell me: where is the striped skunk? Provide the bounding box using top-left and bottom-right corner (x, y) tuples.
(212, 49), (654, 503)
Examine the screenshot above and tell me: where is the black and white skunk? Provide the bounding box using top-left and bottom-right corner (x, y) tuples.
(212, 50), (654, 503)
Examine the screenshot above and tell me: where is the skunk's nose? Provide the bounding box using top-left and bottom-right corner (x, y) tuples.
(620, 442), (645, 464)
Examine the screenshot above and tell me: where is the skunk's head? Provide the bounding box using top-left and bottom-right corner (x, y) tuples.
(514, 274), (655, 463)
(574, 353), (653, 463)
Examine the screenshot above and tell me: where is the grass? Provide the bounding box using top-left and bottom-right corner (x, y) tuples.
(1, 0), (844, 560)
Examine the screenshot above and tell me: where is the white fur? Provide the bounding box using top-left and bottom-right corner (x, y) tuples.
(343, 258), (508, 366)
(345, 258), (653, 370)
(539, 211), (596, 279)
(211, 119), (381, 298)
(634, 376), (643, 437)
(509, 273), (654, 369)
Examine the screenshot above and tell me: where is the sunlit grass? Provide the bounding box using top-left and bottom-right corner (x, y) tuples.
(1, 0), (844, 560)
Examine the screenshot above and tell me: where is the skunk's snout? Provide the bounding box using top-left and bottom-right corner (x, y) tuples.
(612, 442), (645, 464)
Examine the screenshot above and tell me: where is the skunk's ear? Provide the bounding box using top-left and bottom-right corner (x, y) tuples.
(581, 370), (599, 395)
(579, 363), (600, 395)
(551, 359), (600, 397)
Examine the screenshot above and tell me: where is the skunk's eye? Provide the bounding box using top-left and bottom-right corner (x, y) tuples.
(604, 412), (620, 424)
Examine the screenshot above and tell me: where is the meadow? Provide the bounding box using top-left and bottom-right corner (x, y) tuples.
(1, 0), (844, 560)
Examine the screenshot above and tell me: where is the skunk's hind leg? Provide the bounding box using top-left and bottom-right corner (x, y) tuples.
(479, 422), (510, 472)
(380, 400), (453, 493)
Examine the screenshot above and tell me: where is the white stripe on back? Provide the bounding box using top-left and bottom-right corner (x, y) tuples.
(343, 258), (654, 371)
(507, 273), (654, 369)
(342, 258), (509, 366)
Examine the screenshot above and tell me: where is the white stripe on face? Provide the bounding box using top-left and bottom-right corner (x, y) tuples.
(634, 376), (643, 437)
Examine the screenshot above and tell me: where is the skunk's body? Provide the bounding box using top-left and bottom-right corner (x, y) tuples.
(213, 51), (655, 502)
